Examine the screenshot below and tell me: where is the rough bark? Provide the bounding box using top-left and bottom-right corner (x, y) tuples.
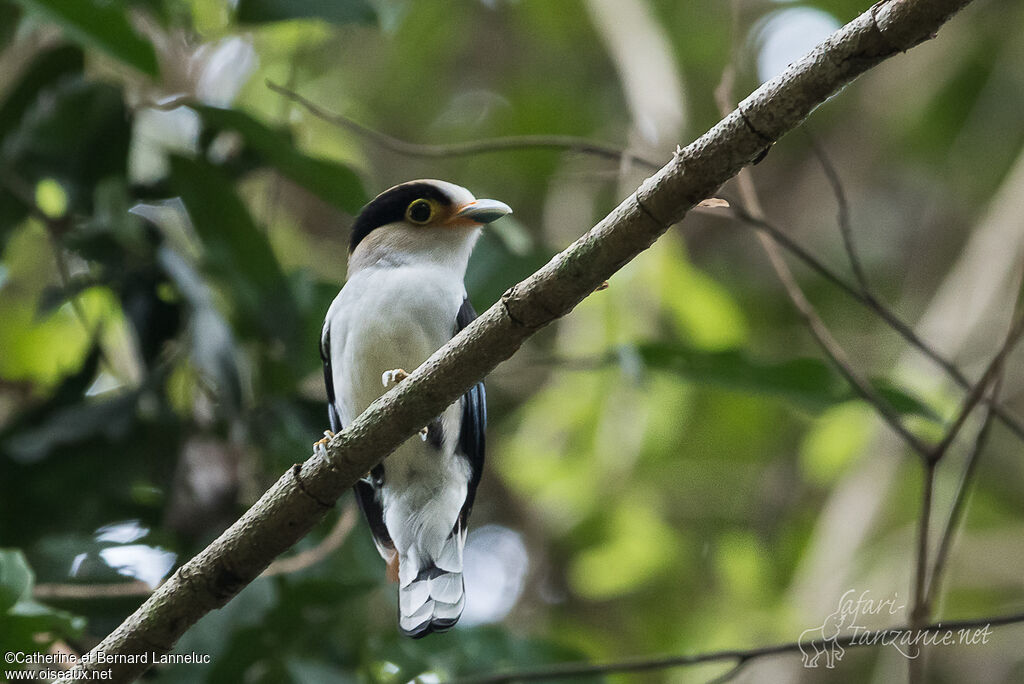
(57, 1), (975, 681)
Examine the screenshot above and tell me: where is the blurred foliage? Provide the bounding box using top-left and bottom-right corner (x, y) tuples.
(1, 0), (1023, 682)
(0, 550), (85, 657)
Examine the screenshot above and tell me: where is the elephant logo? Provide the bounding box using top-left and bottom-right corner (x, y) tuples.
(799, 607), (853, 669)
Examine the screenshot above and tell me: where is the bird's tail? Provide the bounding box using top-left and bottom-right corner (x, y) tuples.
(397, 526), (466, 638)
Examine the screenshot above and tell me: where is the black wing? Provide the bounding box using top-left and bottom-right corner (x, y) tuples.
(320, 327), (342, 435)
(321, 324), (393, 553)
(456, 297), (487, 522)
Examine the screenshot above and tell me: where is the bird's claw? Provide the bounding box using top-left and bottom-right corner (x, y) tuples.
(381, 368), (409, 387)
(314, 430), (335, 449)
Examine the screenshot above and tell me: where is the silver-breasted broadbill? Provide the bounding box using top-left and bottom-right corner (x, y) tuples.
(319, 180), (511, 637)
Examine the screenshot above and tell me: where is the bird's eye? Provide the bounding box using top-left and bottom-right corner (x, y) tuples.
(406, 198), (437, 225)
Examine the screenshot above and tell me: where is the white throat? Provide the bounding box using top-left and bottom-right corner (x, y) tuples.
(347, 223), (481, 278)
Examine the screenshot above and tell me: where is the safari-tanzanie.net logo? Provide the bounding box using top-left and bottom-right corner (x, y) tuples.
(799, 589), (992, 669)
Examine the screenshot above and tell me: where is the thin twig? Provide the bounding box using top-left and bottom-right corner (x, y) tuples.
(703, 660), (748, 684)
(927, 311), (1024, 462)
(716, 86), (931, 458)
(452, 611), (1024, 684)
(910, 459), (937, 684)
(754, 220), (930, 455)
(266, 80), (661, 169)
(261, 502), (357, 577)
(261, 66), (299, 239)
(805, 130), (868, 293)
(926, 376), (1002, 608)
(921, 285), (1023, 612)
(755, 224), (930, 456)
(913, 461), (936, 619)
(33, 581), (153, 601)
(907, 298), (1022, 683)
(729, 206), (1024, 444)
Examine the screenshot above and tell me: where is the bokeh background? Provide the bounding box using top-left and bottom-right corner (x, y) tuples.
(1, 0), (1023, 682)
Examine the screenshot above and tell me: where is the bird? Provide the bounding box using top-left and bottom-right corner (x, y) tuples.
(319, 179), (511, 638)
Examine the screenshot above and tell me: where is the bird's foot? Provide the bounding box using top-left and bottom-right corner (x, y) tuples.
(381, 368), (409, 387)
(314, 430), (335, 449)
(381, 370), (426, 438)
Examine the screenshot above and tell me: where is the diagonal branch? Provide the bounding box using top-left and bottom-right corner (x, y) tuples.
(57, 1), (978, 681)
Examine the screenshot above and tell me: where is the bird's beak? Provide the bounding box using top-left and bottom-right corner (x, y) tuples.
(449, 199), (513, 226)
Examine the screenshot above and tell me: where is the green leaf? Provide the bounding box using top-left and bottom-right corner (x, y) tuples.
(194, 105), (367, 214)
(157, 246), (243, 413)
(0, 549), (32, 611)
(169, 155), (287, 299)
(236, 0), (376, 25)
(37, 277), (101, 317)
(168, 155), (306, 374)
(13, 0), (158, 75)
(629, 341), (941, 421)
(0, 549), (85, 656)
(0, 345), (102, 452)
(3, 391), (142, 463)
(872, 380), (942, 422)
(5, 77), (131, 216)
(0, 548), (85, 655)
(0, 45), (84, 250)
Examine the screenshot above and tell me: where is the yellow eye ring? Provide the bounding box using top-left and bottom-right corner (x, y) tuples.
(406, 198), (438, 225)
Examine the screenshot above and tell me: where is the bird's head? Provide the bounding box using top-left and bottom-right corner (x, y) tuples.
(347, 179), (512, 272)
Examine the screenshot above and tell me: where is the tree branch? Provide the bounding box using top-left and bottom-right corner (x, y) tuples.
(57, 1), (978, 680)
(266, 80), (654, 169)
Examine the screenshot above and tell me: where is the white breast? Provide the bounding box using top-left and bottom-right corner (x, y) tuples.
(327, 261), (471, 558)
(327, 263), (463, 424)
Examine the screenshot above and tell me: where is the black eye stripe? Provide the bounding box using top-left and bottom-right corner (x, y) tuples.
(349, 182), (454, 252)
